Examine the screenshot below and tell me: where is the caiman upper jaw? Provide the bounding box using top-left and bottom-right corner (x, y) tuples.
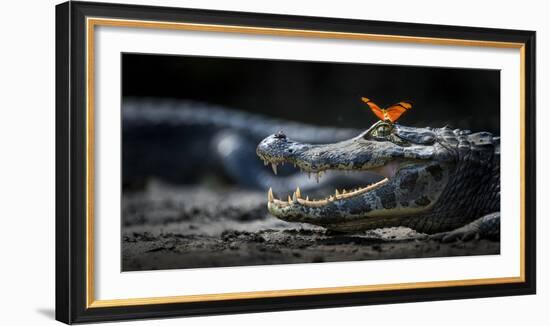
(256, 131), (405, 174)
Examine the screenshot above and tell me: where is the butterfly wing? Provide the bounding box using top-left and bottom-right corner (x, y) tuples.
(384, 101), (412, 123)
(361, 97), (386, 121)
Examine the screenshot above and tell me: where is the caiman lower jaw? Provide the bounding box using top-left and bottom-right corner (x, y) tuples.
(265, 160), (401, 208)
(268, 177), (389, 208)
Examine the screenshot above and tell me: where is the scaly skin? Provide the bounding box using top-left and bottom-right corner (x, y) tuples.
(257, 120), (500, 239)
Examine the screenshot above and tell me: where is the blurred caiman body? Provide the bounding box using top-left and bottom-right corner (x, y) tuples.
(122, 98), (363, 192)
(257, 120), (500, 241)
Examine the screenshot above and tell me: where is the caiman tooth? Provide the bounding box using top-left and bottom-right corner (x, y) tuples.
(263, 160), (268, 166)
(288, 195), (293, 204)
(328, 195), (334, 201)
(292, 192), (297, 202)
(271, 163), (278, 175)
(315, 172), (320, 184)
(295, 187), (301, 198)
(306, 196), (309, 201)
(342, 189), (347, 194)
(268, 187), (274, 203)
(335, 189), (340, 196)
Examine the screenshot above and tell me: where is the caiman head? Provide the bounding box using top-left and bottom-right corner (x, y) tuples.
(256, 120), (498, 232)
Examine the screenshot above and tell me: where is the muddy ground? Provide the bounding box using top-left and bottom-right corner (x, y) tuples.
(122, 182), (500, 271)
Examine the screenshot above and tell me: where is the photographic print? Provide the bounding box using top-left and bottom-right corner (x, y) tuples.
(121, 54), (501, 271)
(56, 3), (535, 322)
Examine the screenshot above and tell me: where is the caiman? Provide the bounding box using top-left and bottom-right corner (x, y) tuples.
(256, 120), (500, 241)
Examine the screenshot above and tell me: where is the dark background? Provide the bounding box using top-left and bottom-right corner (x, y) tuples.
(122, 53), (500, 134)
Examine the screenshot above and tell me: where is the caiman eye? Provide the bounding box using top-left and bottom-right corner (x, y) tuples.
(377, 125), (391, 136)
(367, 123), (392, 139)
(363, 123), (410, 146)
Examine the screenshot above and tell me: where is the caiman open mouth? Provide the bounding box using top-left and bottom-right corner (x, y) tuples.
(259, 157), (401, 208)
(255, 125), (459, 231)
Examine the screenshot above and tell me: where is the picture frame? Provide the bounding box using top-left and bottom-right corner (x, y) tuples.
(55, 1), (536, 324)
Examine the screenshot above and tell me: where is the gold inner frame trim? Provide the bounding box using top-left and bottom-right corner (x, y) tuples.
(85, 17), (527, 309)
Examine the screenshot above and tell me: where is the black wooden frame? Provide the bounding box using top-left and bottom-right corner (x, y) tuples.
(56, 1), (536, 324)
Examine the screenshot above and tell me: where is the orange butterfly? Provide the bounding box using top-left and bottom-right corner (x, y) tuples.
(361, 97), (412, 123)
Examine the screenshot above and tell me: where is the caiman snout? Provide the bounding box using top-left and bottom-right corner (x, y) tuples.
(256, 132), (305, 166)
